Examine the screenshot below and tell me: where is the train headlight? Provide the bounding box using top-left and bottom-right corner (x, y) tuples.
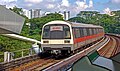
(64, 40), (70, 43)
(43, 41), (49, 43)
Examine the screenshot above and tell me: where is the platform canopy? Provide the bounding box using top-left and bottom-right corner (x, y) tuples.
(0, 5), (25, 34)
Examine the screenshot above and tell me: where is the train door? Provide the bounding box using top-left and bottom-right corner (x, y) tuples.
(73, 28), (79, 50)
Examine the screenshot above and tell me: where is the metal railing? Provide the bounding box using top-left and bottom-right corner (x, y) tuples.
(0, 48), (36, 63)
(0, 48), (40, 70)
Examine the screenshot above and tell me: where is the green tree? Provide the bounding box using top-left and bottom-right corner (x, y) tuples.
(68, 17), (86, 23)
(29, 13), (64, 37)
(69, 11), (120, 34)
(9, 6), (23, 15)
(9, 6), (29, 23)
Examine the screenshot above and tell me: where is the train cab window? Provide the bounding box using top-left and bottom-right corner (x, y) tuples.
(43, 24), (71, 39)
(42, 26), (50, 39)
(64, 26), (71, 39)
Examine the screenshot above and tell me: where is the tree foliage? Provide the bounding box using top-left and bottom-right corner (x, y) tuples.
(9, 6), (23, 15)
(9, 6), (29, 23)
(0, 7), (64, 60)
(27, 13), (64, 39)
(69, 11), (120, 34)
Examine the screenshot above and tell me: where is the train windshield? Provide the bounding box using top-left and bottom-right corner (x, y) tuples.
(42, 24), (71, 39)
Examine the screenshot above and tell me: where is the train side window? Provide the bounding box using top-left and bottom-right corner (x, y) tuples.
(93, 29), (95, 35)
(81, 28), (84, 37)
(98, 29), (99, 34)
(86, 28), (89, 36)
(89, 29), (92, 36)
(88, 28), (90, 36)
(102, 29), (104, 32)
(79, 28), (82, 37)
(64, 26), (71, 39)
(94, 28), (96, 34)
(86, 28), (87, 36)
(83, 28), (87, 36)
(73, 28), (76, 38)
(101, 29), (102, 33)
(91, 29), (93, 35)
(92, 28), (94, 35)
(42, 26), (50, 39)
(74, 28), (76, 38)
(96, 28), (98, 34)
(96, 29), (98, 34)
(98, 28), (100, 33)
(79, 28), (81, 37)
(97, 28), (99, 34)
(80, 28), (84, 37)
(75, 28), (80, 38)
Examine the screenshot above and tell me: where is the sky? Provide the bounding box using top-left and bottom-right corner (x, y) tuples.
(0, 0), (120, 17)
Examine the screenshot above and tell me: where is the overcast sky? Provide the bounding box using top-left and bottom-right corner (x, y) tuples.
(0, 0), (120, 17)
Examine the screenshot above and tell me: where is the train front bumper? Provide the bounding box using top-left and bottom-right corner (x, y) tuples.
(41, 44), (73, 51)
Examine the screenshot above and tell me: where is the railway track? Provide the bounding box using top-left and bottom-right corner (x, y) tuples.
(1, 36), (107, 71)
(11, 56), (61, 71)
(97, 34), (120, 58)
(0, 54), (39, 71)
(1, 34), (119, 71)
(111, 36), (120, 56)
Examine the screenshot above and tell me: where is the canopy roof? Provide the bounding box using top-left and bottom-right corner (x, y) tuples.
(0, 5), (25, 34)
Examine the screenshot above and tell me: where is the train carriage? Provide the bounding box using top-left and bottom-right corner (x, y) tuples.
(41, 20), (104, 55)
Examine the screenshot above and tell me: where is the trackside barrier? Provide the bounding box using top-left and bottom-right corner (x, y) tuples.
(0, 54), (39, 70)
(106, 33), (120, 38)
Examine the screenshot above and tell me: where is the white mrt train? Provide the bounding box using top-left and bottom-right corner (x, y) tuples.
(41, 20), (104, 54)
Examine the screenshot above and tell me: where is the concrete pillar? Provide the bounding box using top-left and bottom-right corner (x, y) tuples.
(4, 52), (8, 62)
(29, 48), (33, 55)
(22, 51), (24, 57)
(32, 43), (41, 54)
(4, 52), (11, 62)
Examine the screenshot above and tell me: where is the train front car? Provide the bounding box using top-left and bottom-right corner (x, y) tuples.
(41, 21), (73, 55)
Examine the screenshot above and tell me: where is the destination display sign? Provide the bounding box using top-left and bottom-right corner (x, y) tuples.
(50, 26), (63, 31)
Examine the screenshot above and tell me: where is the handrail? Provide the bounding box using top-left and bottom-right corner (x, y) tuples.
(1, 34), (41, 44)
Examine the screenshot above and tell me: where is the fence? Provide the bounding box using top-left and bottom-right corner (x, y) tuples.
(0, 48), (36, 62)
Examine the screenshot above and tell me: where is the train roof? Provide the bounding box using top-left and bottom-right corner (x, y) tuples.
(0, 5), (25, 34)
(44, 20), (103, 29)
(70, 22), (103, 28)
